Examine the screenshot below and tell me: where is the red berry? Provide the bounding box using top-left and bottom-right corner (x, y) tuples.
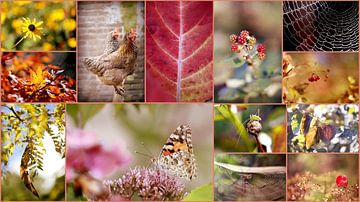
(308, 73), (320, 82)
(257, 44), (266, 53)
(230, 34), (237, 43)
(336, 175), (348, 187)
(231, 44), (238, 52)
(258, 52), (266, 60)
(237, 36), (246, 45)
(240, 30), (249, 38)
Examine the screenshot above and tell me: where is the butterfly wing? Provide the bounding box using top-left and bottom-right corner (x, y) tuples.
(157, 124), (197, 181)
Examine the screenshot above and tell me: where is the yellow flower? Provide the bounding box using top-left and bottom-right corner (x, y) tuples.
(49, 9), (65, 21)
(63, 18), (76, 31)
(10, 3), (27, 16)
(1, 12), (5, 24)
(15, 1), (31, 6)
(12, 19), (23, 34)
(70, 8), (76, 17)
(42, 42), (53, 51)
(68, 38), (76, 48)
(35, 2), (46, 10)
(21, 17), (43, 41)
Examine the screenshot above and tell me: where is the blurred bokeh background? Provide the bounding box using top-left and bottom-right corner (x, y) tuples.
(288, 154), (359, 201)
(283, 53), (359, 103)
(214, 1), (282, 103)
(1, 1), (76, 50)
(215, 104), (286, 152)
(288, 154), (358, 179)
(66, 104), (213, 200)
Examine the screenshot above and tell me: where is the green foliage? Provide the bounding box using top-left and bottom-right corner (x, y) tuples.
(66, 104), (104, 128)
(1, 104), (65, 176)
(249, 114), (261, 121)
(215, 105), (251, 150)
(183, 183), (213, 201)
(120, 2), (137, 32)
(2, 174), (65, 201)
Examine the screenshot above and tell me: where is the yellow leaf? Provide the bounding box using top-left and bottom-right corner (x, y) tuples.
(305, 117), (318, 150)
(30, 65), (46, 85)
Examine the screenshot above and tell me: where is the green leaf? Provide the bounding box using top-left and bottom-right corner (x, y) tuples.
(229, 57), (246, 68)
(183, 183), (212, 201)
(79, 104), (104, 128)
(67, 104), (104, 128)
(215, 105), (251, 150)
(66, 104), (79, 126)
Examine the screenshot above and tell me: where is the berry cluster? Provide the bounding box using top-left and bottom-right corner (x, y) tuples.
(308, 73), (320, 82)
(230, 30), (266, 60)
(336, 175), (348, 188)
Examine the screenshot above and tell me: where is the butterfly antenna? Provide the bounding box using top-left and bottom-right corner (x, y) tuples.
(134, 150), (153, 159)
(140, 141), (154, 157)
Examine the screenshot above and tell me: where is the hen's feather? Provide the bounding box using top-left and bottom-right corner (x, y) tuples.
(82, 29), (138, 95)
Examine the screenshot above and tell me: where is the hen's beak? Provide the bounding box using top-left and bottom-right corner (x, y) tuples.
(112, 27), (120, 39)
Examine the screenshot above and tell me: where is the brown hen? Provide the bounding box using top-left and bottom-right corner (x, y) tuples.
(83, 28), (138, 96)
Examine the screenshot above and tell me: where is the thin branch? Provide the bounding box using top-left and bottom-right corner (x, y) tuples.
(25, 74), (62, 102)
(5, 106), (23, 122)
(215, 161), (286, 174)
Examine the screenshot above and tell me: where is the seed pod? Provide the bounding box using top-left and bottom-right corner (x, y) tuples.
(246, 119), (262, 136)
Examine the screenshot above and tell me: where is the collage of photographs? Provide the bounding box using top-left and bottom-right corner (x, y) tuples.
(0, 0), (359, 202)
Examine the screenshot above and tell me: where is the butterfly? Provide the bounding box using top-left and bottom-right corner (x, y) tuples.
(154, 124), (197, 181)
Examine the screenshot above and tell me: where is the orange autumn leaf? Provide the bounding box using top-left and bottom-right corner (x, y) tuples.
(29, 65), (47, 85)
(48, 64), (61, 69)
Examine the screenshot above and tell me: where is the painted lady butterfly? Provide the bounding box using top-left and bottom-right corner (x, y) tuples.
(154, 124), (197, 181)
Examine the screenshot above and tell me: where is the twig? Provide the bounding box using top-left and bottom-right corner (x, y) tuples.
(5, 106), (24, 122)
(25, 74), (62, 102)
(215, 161), (286, 174)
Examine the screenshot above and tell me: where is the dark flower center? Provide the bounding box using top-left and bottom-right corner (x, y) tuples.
(28, 24), (36, 32)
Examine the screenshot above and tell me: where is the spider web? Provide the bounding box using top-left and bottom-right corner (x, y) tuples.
(215, 166), (286, 201)
(283, 1), (359, 51)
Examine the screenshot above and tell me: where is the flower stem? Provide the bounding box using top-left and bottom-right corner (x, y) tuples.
(12, 36), (26, 49)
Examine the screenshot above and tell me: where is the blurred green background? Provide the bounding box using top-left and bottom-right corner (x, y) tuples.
(215, 104), (286, 152)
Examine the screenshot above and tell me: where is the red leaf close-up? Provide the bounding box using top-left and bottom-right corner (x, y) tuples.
(146, 1), (213, 102)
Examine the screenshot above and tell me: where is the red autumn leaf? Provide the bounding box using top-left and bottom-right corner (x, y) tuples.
(319, 124), (336, 143)
(146, 1), (213, 102)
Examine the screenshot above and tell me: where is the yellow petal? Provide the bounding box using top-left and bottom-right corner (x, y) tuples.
(35, 21), (43, 27)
